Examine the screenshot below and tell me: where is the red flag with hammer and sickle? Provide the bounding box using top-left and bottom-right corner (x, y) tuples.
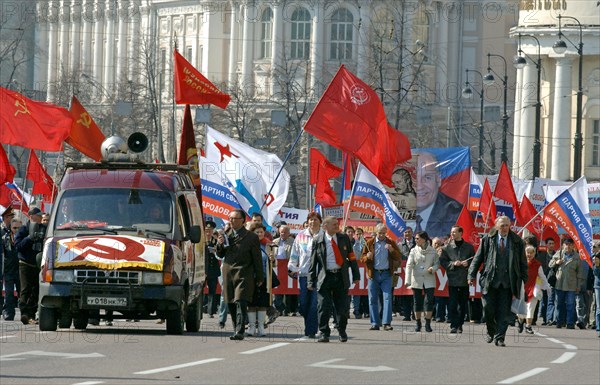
(66, 96), (106, 161)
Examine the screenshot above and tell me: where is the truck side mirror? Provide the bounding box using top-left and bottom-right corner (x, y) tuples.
(189, 225), (201, 244)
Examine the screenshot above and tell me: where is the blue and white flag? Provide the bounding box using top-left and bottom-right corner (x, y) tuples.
(543, 176), (593, 266)
(201, 126), (289, 226)
(349, 163), (406, 240)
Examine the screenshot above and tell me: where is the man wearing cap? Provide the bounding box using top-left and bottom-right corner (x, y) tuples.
(1, 206), (16, 319)
(549, 238), (585, 329)
(14, 207), (46, 324)
(204, 220), (221, 318)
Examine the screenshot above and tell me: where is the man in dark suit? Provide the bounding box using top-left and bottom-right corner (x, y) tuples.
(308, 216), (360, 343)
(415, 152), (463, 237)
(217, 209), (264, 340)
(204, 221), (221, 318)
(468, 216), (528, 347)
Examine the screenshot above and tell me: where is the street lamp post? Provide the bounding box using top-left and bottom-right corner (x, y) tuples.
(462, 69), (485, 174)
(484, 53), (509, 166)
(514, 34), (542, 179)
(553, 14), (584, 179)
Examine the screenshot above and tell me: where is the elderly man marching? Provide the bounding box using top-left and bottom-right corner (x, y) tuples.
(468, 216), (528, 347)
(360, 223), (402, 331)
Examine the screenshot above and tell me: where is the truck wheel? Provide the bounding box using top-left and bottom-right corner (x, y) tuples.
(186, 294), (202, 333)
(58, 310), (72, 329)
(73, 312), (88, 330)
(167, 298), (186, 335)
(39, 306), (58, 332)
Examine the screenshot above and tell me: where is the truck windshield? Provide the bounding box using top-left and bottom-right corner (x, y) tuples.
(55, 188), (172, 232)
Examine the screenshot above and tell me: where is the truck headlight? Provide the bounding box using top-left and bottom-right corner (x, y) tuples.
(142, 272), (163, 285)
(53, 270), (75, 283)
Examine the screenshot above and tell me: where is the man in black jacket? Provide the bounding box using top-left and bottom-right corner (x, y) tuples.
(309, 216), (360, 343)
(15, 207), (46, 325)
(440, 226), (475, 333)
(468, 216), (528, 347)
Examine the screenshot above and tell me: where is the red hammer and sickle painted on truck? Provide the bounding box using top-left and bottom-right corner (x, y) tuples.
(68, 236), (147, 262)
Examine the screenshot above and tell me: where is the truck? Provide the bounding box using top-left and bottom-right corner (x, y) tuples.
(38, 134), (205, 334)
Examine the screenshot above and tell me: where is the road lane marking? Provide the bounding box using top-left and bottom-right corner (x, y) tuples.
(0, 351), (104, 361)
(562, 344), (577, 350)
(546, 338), (564, 344)
(497, 367), (549, 384)
(551, 352), (577, 364)
(310, 358), (396, 372)
(72, 382), (105, 385)
(0, 335), (16, 340)
(239, 342), (289, 354)
(134, 358), (223, 374)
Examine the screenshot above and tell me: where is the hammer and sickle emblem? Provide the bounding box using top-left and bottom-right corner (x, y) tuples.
(14, 99), (30, 116)
(77, 112), (92, 128)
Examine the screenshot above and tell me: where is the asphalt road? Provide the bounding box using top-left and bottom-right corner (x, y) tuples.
(1, 313), (599, 385)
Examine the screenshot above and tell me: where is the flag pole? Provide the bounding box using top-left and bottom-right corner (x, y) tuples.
(342, 163), (361, 230)
(260, 128), (305, 213)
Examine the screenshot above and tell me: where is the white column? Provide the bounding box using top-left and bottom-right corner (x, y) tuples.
(551, 57), (573, 181)
(435, 1), (448, 95)
(70, 2), (82, 73)
(228, 1), (239, 85)
(34, 2), (49, 89)
(92, 0), (104, 92)
(81, 0), (93, 75)
(59, 1), (70, 78)
(356, 0), (370, 80)
(241, 2), (254, 93)
(128, 0), (141, 81)
(512, 67), (523, 171)
(103, 1), (116, 96)
(518, 62), (536, 179)
(46, 1), (59, 102)
(310, 2), (324, 95)
(270, 0), (283, 95)
(116, 0), (129, 90)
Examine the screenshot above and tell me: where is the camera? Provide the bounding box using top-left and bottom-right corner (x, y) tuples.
(29, 222), (47, 251)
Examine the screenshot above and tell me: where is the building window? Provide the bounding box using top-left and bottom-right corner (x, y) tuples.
(593, 120), (600, 166)
(329, 8), (353, 60)
(186, 46), (193, 62)
(413, 8), (430, 63)
(160, 48), (166, 90)
(291, 8), (311, 60)
(261, 8), (273, 59)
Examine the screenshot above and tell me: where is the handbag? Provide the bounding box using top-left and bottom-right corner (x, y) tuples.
(511, 297), (527, 315)
(271, 268), (280, 288)
(547, 266), (557, 287)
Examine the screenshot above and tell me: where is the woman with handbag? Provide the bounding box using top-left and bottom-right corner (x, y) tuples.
(247, 223), (275, 337)
(517, 245), (551, 334)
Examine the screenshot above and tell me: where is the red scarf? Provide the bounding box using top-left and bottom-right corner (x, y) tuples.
(525, 257), (541, 301)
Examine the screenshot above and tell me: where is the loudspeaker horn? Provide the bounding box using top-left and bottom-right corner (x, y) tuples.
(127, 132), (148, 153)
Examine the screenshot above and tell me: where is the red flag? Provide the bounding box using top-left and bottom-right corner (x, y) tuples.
(177, 105), (200, 187)
(455, 206), (480, 251)
(1, 146), (16, 185)
(493, 162), (521, 223)
(479, 178), (497, 225)
(0, 87), (72, 151)
(519, 195), (542, 237)
(304, 65), (411, 187)
(67, 96), (106, 161)
(173, 50), (231, 109)
(309, 148), (342, 185)
(314, 170), (338, 206)
(26, 150), (55, 198)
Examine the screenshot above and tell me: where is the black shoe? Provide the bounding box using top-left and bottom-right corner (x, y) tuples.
(4, 315), (14, 321)
(89, 318), (100, 326)
(369, 325), (380, 330)
(576, 322), (585, 330)
(354, 313), (362, 319)
(307, 334), (316, 339)
(339, 331), (348, 342)
(20, 315), (29, 325)
(317, 335), (329, 343)
(495, 338), (506, 347)
(485, 335), (494, 343)
(450, 328), (458, 334)
(566, 324), (575, 329)
(415, 320), (422, 332)
(219, 322), (225, 329)
(383, 324), (393, 331)
(525, 326), (534, 334)
(458, 326), (463, 333)
(556, 324), (563, 329)
(549, 321), (557, 326)
(403, 317), (412, 321)
(518, 320), (524, 333)
(425, 319), (433, 333)
(541, 321), (548, 326)
(229, 333), (245, 340)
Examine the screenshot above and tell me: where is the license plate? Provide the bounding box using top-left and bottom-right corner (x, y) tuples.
(86, 296), (128, 307)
